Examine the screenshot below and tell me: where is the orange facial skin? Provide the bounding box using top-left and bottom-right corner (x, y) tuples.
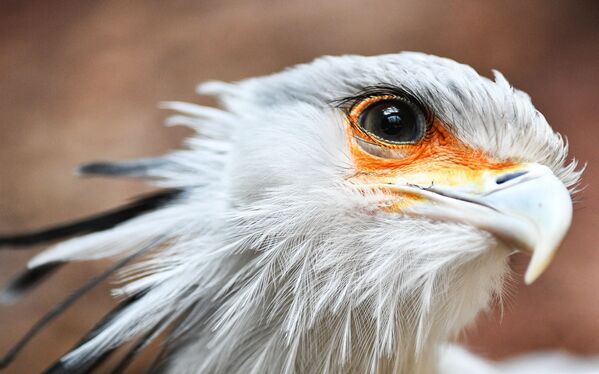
(346, 96), (522, 198)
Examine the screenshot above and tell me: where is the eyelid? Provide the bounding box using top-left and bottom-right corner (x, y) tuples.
(337, 86), (433, 121)
(353, 136), (411, 159)
(348, 95), (396, 121)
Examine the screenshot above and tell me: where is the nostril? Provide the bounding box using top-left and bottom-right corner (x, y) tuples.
(496, 171), (528, 185)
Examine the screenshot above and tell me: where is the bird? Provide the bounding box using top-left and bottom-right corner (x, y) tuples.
(0, 52), (583, 373)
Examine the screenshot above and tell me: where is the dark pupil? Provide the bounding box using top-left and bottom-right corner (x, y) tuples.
(360, 100), (420, 143)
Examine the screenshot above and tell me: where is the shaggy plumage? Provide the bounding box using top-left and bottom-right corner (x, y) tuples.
(0, 52), (582, 373)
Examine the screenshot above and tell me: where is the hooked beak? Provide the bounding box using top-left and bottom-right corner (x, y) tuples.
(382, 164), (573, 284)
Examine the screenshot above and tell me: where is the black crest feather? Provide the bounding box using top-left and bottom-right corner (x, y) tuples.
(0, 189), (182, 248)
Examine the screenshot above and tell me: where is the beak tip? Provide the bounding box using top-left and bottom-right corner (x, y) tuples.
(523, 244), (561, 285)
(523, 269), (539, 285)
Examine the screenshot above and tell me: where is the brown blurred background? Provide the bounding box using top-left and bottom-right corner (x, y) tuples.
(0, 0), (598, 372)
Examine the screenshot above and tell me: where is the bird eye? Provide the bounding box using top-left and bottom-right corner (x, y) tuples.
(356, 98), (427, 145)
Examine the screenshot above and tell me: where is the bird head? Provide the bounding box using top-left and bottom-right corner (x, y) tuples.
(1, 52), (582, 373)
(162, 52), (579, 371)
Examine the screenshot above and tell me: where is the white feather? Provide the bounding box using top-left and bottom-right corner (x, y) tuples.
(31, 52), (583, 373)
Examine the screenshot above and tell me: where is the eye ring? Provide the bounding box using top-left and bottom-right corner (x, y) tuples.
(350, 95), (428, 147)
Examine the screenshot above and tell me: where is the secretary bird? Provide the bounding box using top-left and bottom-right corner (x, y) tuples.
(0, 52), (584, 373)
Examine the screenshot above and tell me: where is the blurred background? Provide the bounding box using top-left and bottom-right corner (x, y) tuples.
(0, 0), (598, 372)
